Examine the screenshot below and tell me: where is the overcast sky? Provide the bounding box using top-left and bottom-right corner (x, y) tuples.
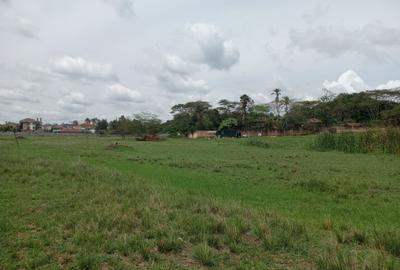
(1, 0), (400, 123)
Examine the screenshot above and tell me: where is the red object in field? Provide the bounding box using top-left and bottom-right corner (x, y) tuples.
(143, 135), (160, 141)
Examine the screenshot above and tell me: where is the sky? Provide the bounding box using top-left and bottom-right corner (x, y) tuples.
(0, 0), (400, 123)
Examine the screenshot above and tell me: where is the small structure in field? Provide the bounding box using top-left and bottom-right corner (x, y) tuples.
(344, 122), (363, 129)
(137, 135), (161, 141)
(188, 130), (216, 139)
(58, 128), (82, 134)
(216, 129), (241, 138)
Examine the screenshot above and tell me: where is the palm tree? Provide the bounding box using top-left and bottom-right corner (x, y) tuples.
(271, 88), (282, 117)
(240, 94), (253, 131)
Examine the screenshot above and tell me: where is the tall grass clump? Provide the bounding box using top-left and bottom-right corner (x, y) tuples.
(313, 132), (337, 150)
(316, 248), (399, 270)
(241, 138), (270, 148)
(374, 229), (400, 257)
(313, 128), (400, 154)
(193, 243), (218, 267)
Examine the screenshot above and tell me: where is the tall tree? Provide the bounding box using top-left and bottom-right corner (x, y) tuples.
(169, 101), (218, 135)
(239, 94), (253, 130)
(217, 99), (240, 116)
(271, 88), (282, 117)
(281, 96), (291, 114)
(95, 119), (108, 133)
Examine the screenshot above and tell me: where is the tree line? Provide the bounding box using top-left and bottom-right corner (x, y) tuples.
(96, 88), (400, 137)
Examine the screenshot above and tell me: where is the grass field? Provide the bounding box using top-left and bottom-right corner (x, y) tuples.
(1, 135), (399, 269)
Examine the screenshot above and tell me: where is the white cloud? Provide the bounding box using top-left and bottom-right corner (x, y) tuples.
(184, 23), (240, 71)
(290, 23), (400, 59)
(57, 92), (90, 113)
(0, 88), (40, 103)
(52, 56), (118, 82)
(163, 54), (194, 75)
(157, 72), (209, 94)
(156, 53), (210, 95)
(376, 80), (400, 90)
(322, 70), (369, 93)
(107, 83), (143, 103)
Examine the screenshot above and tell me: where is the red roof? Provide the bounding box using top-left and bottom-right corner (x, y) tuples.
(60, 128), (82, 133)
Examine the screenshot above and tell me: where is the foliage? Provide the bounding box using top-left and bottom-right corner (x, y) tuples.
(166, 88), (400, 135)
(95, 119), (108, 132)
(109, 113), (162, 137)
(313, 128), (400, 154)
(165, 101), (220, 135)
(219, 117), (238, 130)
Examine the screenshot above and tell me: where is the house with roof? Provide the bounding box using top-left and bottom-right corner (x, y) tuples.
(20, 118), (42, 131)
(79, 122), (96, 133)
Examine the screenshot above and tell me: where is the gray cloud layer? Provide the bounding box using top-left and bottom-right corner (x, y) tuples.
(290, 23), (400, 59)
(0, 0), (399, 123)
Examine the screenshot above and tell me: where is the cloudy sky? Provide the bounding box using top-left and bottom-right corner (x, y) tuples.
(1, 0), (400, 123)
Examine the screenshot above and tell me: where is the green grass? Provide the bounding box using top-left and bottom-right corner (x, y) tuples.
(0, 135), (399, 269)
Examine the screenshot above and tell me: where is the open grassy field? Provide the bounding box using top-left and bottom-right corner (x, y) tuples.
(1, 135), (399, 269)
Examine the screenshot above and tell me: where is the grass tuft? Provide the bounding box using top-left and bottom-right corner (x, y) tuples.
(193, 243), (218, 267)
(157, 235), (184, 253)
(316, 248), (399, 270)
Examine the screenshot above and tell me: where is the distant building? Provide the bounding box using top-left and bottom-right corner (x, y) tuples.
(216, 130), (241, 138)
(344, 122), (363, 129)
(188, 130), (216, 139)
(42, 124), (53, 132)
(58, 128), (82, 134)
(20, 118), (42, 131)
(84, 118), (98, 126)
(79, 122), (96, 133)
(307, 118), (322, 125)
(51, 125), (63, 133)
